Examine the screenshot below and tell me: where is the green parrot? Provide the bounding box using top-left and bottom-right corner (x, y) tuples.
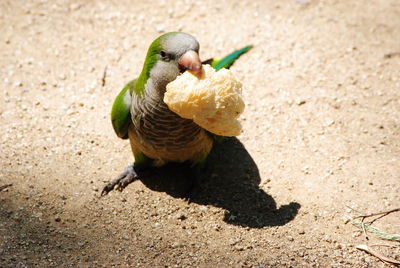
(101, 32), (252, 196)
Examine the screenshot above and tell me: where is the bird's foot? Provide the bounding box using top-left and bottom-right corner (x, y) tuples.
(101, 165), (139, 197)
(186, 180), (200, 204)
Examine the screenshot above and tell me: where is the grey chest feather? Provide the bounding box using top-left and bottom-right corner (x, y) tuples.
(130, 92), (202, 152)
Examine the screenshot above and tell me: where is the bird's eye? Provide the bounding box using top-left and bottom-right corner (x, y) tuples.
(160, 50), (169, 60)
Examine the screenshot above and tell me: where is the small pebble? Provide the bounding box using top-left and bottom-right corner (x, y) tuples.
(156, 24), (165, 33)
(234, 245), (244, 251)
(176, 213), (186, 220)
(14, 81), (23, 87)
(296, 99), (306, 105)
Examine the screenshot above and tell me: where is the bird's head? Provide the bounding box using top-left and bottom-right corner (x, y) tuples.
(138, 32), (203, 94)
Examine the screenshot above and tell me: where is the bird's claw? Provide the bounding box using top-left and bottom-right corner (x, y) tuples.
(101, 165), (139, 197)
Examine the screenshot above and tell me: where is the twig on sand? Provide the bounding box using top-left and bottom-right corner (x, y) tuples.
(352, 221), (400, 242)
(356, 244), (400, 266)
(352, 208), (400, 225)
(101, 65), (108, 87)
(384, 52), (400, 59)
(370, 244), (400, 248)
(347, 208), (400, 265)
(0, 184), (12, 192)
(346, 207), (400, 241)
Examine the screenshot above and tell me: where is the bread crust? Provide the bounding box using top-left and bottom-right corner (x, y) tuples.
(164, 65), (245, 136)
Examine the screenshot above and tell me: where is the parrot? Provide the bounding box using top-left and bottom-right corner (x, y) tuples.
(101, 32), (252, 196)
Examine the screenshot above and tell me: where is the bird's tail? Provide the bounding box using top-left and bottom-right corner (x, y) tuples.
(202, 45), (253, 71)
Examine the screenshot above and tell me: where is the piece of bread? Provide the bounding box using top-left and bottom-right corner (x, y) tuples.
(164, 64), (245, 136)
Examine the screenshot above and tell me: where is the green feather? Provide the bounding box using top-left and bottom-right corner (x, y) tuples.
(111, 32), (183, 139)
(135, 32), (181, 97)
(133, 151), (152, 167)
(135, 44), (160, 97)
(211, 45), (253, 70)
(111, 79), (136, 139)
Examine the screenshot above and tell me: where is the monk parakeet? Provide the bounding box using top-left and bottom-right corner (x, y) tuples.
(101, 32), (252, 196)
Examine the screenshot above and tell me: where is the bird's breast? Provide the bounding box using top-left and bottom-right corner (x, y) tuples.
(129, 93), (212, 164)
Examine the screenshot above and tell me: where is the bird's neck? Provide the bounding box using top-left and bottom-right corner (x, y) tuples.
(145, 77), (167, 100)
(144, 61), (180, 100)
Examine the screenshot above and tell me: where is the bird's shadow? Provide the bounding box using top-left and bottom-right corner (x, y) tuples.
(139, 137), (301, 228)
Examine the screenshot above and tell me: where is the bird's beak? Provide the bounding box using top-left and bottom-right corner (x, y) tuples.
(178, 50), (204, 79)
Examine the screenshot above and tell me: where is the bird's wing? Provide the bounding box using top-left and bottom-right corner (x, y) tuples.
(111, 79), (137, 139)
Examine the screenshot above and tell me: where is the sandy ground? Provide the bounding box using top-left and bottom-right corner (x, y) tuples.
(1, 0), (400, 267)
